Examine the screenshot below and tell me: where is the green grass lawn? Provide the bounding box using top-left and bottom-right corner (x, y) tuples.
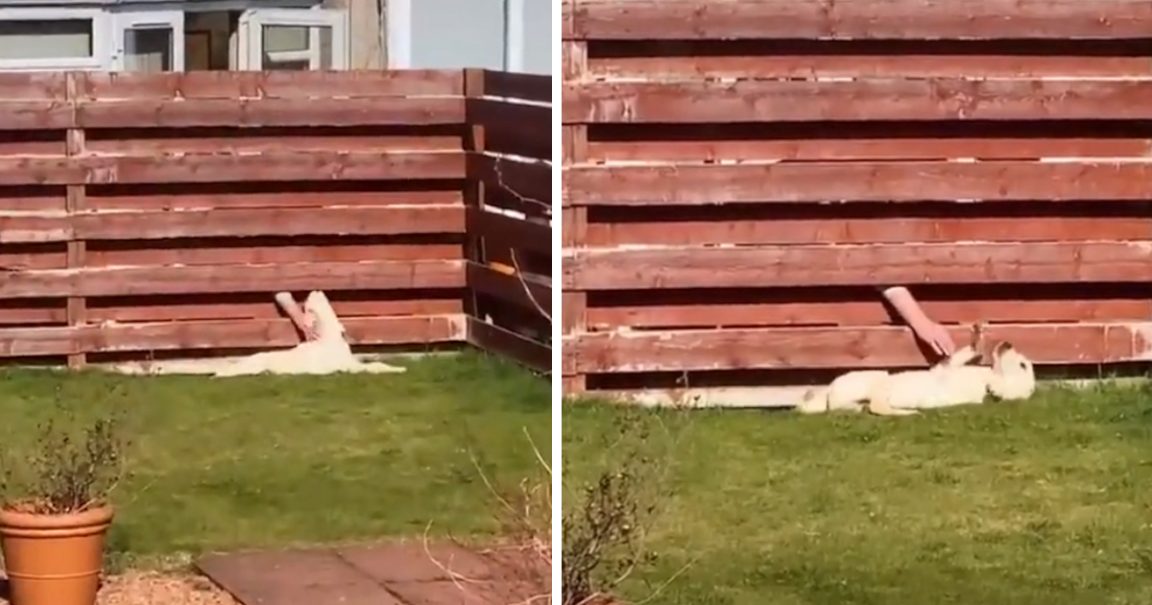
(564, 382), (1152, 605)
(0, 351), (549, 567)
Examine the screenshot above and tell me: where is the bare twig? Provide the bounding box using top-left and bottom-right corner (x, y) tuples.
(492, 156), (552, 216)
(422, 522), (486, 598)
(426, 429), (552, 604)
(510, 250), (552, 323)
(488, 156), (553, 326)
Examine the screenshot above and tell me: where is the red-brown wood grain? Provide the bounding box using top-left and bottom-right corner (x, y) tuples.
(565, 79), (1152, 124)
(565, 162), (1152, 206)
(571, 323), (1152, 373)
(586, 215), (1152, 246)
(590, 49), (1152, 80)
(0, 260), (465, 299)
(74, 69), (463, 100)
(565, 243), (1152, 290)
(587, 136), (1152, 163)
(566, 0), (1152, 40)
(0, 206), (465, 243)
(587, 297), (1152, 330)
(0, 152), (466, 185)
(0, 315), (463, 357)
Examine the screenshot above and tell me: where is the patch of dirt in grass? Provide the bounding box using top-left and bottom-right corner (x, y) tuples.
(96, 572), (238, 605)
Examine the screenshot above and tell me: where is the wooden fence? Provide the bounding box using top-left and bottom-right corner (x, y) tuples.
(0, 68), (550, 372)
(466, 70), (553, 371)
(561, 0), (1152, 398)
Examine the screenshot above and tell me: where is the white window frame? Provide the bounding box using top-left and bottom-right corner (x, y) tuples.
(385, 0), (522, 70)
(237, 8), (348, 71)
(0, 7), (111, 71)
(110, 8), (185, 72)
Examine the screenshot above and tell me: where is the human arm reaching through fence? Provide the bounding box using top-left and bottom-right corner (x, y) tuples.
(274, 291), (320, 342)
(881, 286), (955, 357)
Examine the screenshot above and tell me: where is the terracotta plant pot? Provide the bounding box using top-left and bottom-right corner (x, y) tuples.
(0, 505), (113, 605)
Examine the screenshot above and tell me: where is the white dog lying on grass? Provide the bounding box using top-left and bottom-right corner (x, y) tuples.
(213, 290), (407, 377)
(797, 340), (1036, 417)
(109, 290), (408, 377)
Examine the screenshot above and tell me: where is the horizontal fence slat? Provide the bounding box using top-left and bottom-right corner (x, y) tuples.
(588, 43), (1152, 80)
(85, 243), (461, 268)
(587, 215), (1152, 246)
(467, 98), (551, 160)
(0, 315), (464, 357)
(0, 101), (74, 130)
(566, 0), (1152, 40)
(565, 162), (1152, 205)
(588, 297), (1152, 330)
(481, 70), (551, 103)
(468, 207), (551, 255)
(77, 70), (464, 100)
(75, 98), (465, 129)
(0, 260), (464, 299)
(0, 152), (466, 185)
(571, 323), (1152, 373)
(468, 262), (552, 316)
(467, 316), (550, 372)
(587, 135), (1152, 163)
(0, 206), (465, 243)
(565, 80), (1152, 124)
(564, 242), (1152, 290)
(83, 189), (461, 211)
(0, 73), (67, 100)
(84, 132), (464, 156)
(89, 297), (463, 324)
(469, 154), (551, 209)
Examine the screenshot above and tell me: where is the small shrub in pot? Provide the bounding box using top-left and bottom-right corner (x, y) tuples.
(1, 395), (126, 605)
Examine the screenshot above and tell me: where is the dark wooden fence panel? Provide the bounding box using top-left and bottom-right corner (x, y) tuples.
(465, 70), (552, 373)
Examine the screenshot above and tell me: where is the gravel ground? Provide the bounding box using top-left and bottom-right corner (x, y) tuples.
(1, 572), (238, 605)
(97, 572), (239, 605)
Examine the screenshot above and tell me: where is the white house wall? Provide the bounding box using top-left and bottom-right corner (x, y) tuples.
(384, 0), (551, 74)
(521, 0), (548, 74)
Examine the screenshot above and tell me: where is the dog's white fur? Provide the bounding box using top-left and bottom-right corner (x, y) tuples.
(213, 290), (407, 377)
(797, 342), (1035, 416)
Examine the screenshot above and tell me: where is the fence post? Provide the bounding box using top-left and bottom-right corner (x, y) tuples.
(562, 40), (589, 396)
(64, 72), (87, 369)
(462, 68), (486, 333)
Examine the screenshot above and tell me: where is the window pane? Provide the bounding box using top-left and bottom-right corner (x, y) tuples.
(0, 19), (92, 60)
(319, 26), (332, 70)
(261, 25), (334, 71)
(263, 25), (307, 53)
(124, 27), (173, 72)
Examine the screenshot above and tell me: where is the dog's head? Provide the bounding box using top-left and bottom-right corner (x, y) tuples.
(303, 290), (347, 341)
(988, 341), (1036, 400)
